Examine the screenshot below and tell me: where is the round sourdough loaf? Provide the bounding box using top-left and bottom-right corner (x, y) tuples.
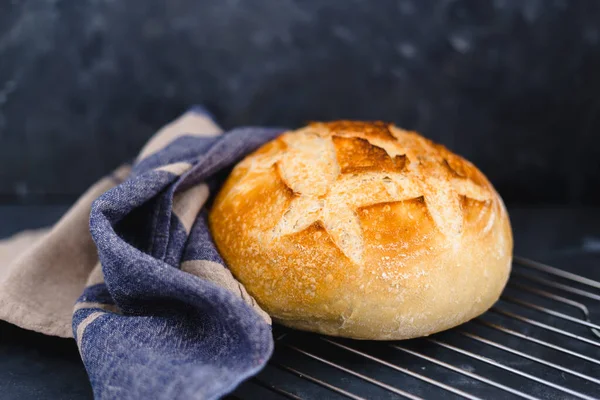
(209, 121), (512, 340)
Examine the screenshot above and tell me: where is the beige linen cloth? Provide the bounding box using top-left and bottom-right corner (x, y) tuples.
(0, 111), (268, 338)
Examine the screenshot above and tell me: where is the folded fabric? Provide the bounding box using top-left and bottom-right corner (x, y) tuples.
(0, 107), (284, 399)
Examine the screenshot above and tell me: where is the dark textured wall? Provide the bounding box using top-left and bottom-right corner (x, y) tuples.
(1, 0), (599, 204)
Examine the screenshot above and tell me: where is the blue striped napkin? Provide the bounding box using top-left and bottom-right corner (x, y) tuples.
(0, 107), (283, 399)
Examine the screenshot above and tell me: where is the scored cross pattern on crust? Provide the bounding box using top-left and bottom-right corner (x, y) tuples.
(231, 123), (494, 265)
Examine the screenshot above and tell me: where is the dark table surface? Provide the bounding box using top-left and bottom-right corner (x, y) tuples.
(0, 205), (599, 399)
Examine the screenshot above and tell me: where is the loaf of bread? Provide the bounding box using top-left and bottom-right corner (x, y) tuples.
(209, 121), (512, 340)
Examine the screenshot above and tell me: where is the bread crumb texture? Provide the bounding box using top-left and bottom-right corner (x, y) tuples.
(210, 121), (513, 340)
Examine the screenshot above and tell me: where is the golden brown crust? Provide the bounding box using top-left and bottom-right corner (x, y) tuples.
(209, 121), (513, 340)
(332, 136), (407, 174)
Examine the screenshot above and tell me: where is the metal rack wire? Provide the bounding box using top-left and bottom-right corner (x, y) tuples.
(232, 256), (600, 399)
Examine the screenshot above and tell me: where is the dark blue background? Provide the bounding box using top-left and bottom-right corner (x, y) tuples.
(1, 0), (599, 204)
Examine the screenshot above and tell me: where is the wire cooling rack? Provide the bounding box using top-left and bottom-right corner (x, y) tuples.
(231, 256), (600, 399)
